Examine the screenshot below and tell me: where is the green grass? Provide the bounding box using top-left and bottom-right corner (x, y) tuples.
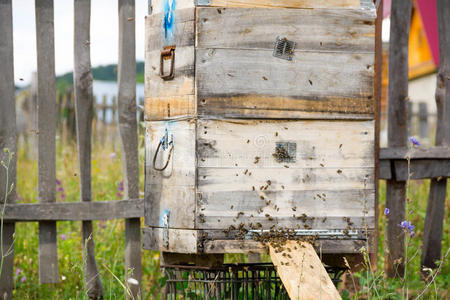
(6, 138), (450, 299)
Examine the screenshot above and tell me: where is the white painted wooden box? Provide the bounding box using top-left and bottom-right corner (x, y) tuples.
(143, 0), (377, 255)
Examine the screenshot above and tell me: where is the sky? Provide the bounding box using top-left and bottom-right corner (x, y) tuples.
(12, 0), (147, 86)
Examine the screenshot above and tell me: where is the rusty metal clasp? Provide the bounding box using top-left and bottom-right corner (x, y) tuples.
(160, 45), (176, 80)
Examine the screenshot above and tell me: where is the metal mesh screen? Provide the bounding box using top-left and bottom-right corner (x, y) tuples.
(162, 263), (345, 300)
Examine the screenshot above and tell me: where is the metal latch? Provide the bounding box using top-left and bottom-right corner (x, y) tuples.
(273, 37), (295, 61)
(160, 45), (176, 80)
(153, 128), (174, 171)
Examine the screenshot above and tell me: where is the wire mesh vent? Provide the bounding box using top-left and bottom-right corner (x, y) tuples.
(273, 37), (296, 61)
(162, 263), (346, 299)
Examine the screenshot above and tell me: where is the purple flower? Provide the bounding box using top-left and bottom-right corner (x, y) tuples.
(384, 208), (390, 215)
(110, 152), (117, 159)
(57, 186), (64, 192)
(410, 231), (415, 237)
(407, 223), (415, 232)
(116, 192), (122, 198)
(56, 179), (61, 185)
(117, 181), (124, 192)
(16, 268), (21, 276)
(21, 276), (26, 283)
(60, 193), (66, 200)
(60, 234), (67, 241)
(409, 137), (421, 146)
(399, 221), (408, 228)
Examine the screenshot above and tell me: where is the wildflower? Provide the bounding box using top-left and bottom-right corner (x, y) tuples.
(109, 152), (117, 159)
(399, 220), (408, 228)
(399, 220), (415, 236)
(60, 193), (66, 200)
(384, 207), (390, 215)
(410, 231), (415, 237)
(56, 179), (61, 185)
(15, 268), (21, 277)
(21, 276), (26, 283)
(127, 278), (139, 285)
(61, 275), (67, 281)
(60, 234), (67, 241)
(408, 136), (421, 146)
(116, 192), (122, 198)
(57, 186), (64, 192)
(117, 181), (124, 192)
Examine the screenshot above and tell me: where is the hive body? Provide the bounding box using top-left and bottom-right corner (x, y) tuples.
(143, 0), (377, 254)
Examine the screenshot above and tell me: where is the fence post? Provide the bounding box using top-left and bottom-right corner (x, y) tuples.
(421, 0), (450, 270)
(385, 0), (412, 278)
(0, 0), (17, 298)
(35, 0), (60, 284)
(118, 0), (142, 298)
(74, 0), (104, 298)
(418, 102), (428, 140)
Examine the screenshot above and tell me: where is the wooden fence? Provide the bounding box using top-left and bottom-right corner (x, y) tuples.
(378, 0), (449, 278)
(0, 0), (142, 299)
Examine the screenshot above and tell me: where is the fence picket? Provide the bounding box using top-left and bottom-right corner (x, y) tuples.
(421, 0), (450, 269)
(74, 0), (104, 298)
(385, 0), (412, 278)
(118, 0), (142, 298)
(0, 0), (17, 298)
(35, 0), (60, 284)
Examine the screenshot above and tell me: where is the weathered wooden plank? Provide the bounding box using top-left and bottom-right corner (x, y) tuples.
(197, 8), (375, 52)
(145, 120), (196, 228)
(0, 0), (16, 297)
(142, 227), (198, 253)
(198, 190), (375, 229)
(197, 119), (374, 168)
(197, 49), (374, 118)
(118, 0), (142, 297)
(35, 0), (59, 284)
(379, 159), (450, 180)
(151, 0), (363, 14)
(380, 146), (450, 160)
(384, 0), (412, 278)
(74, 0), (103, 297)
(144, 8), (195, 120)
(145, 8), (195, 51)
(4, 199), (144, 221)
(421, 0), (450, 270)
(269, 241), (341, 300)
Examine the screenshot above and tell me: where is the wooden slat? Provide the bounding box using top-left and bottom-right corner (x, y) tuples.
(142, 227), (198, 253)
(0, 0), (16, 297)
(380, 146), (450, 160)
(74, 0), (103, 297)
(196, 49), (374, 119)
(421, 0), (450, 270)
(384, 0), (412, 278)
(379, 159), (450, 180)
(196, 8), (375, 52)
(151, 0), (363, 14)
(4, 199), (144, 221)
(269, 241), (341, 300)
(145, 120), (197, 228)
(35, 0), (59, 284)
(144, 8), (195, 120)
(118, 0), (142, 298)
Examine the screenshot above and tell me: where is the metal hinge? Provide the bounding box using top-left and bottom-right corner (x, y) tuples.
(273, 37), (296, 61)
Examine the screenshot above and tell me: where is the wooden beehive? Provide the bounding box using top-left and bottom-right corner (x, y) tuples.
(143, 0), (377, 256)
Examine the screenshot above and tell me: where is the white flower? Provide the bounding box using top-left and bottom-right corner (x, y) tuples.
(127, 278), (139, 285)
(61, 275), (67, 281)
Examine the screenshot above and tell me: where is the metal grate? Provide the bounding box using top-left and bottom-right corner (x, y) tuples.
(162, 263), (346, 299)
(273, 37), (296, 61)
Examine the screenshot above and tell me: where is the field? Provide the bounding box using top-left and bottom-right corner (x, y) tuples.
(5, 137), (449, 299)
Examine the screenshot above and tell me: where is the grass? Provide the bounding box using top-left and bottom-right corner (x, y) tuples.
(4, 135), (449, 299)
